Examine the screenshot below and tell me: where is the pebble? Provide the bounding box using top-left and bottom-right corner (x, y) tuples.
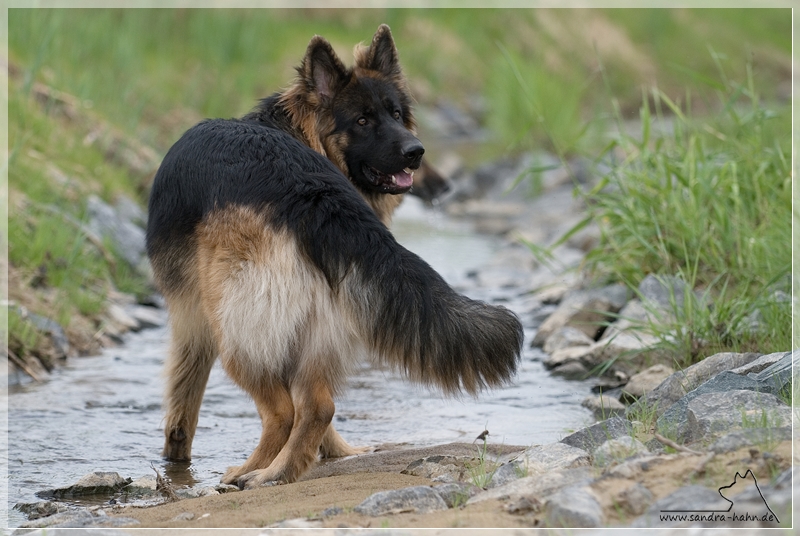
(544, 486), (604, 527)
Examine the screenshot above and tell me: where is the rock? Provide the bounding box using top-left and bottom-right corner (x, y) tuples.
(532, 284), (630, 346)
(682, 390), (791, 443)
(353, 486), (449, 516)
(114, 194), (147, 227)
(708, 427), (792, 453)
(86, 194), (147, 270)
(37, 472), (132, 499)
(401, 455), (471, 482)
(544, 486), (604, 528)
(656, 353), (793, 437)
(749, 351), (794, 394)
(621, 364), (674, 400)
(580, 331), (664, 377)
(638, 274), (691, 311)
(176, 486), (219, 499)
(616, 483), (654, 516)
(728, 351), (787, 375)
(544, 345), (593, 369)
(590, 374), (628, 393)
(432, 482), (482, 507)
(592, 436), (649, 467)
(560, 416), (632, 453)
(581, 394), (626, 420)
(534, 283), (571, 305)
(319, 506), (344, 517)
(521, 442), (591, 475)
(122, 476), (157, 497)
(630, 352), (762, 419)
(485, 461), (525, 489)
(106, 303), (140, 331)
(19, 508), (140, 529)
(126, 305), (165, 329)
(544, 326), (595, 354)
(599, 299), (656, 340)
(14, 500), (73, 520)
(551, 360), (589, 380)
(171, 512), (195, 521)
(469, 466), (595, 505)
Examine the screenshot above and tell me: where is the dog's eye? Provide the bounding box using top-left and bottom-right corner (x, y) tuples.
(357, 117), (368, 126)
(393, 111), (402, 121)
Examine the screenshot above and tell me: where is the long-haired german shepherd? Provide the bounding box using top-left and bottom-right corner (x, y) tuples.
(146, 24), (522, 489)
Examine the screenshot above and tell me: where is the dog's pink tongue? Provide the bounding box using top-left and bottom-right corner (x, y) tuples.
(394, 170), (413, 188)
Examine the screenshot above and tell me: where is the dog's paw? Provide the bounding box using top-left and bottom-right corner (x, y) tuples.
(237, 469), (285, 490)
(220, 465), (246, 485)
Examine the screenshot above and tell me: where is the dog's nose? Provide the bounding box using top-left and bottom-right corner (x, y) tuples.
(402, 141), (425, 162)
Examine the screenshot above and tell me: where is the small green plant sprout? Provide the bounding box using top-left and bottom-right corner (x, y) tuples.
(465, 426), (500, 489)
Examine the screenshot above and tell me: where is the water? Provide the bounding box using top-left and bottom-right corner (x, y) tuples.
(6, 198), (594, 527)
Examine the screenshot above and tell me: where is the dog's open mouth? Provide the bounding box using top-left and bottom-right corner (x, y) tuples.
(363, 165), (415, 193)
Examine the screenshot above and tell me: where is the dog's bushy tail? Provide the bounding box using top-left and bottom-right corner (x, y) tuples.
(290, 172), (523, 395)
(342, 239), (523, 395)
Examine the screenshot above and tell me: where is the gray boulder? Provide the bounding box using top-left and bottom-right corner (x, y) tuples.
(86, 194), (146, 271)
(656, 352), (794, 437)
(544, 326), (595, 354)
(592, 436), (649, 467)
(544, 486), (604, 528)
(581, 394), (626, 420)
(622, 364), (674, 400)
(681, 390), (791, 443)
(629, 351), (762, 419)
(638, 274), (694, 312)
(521, 442), (591, 475)
(560, 416), (632, 453)
(533, 284), (630, 346)
(469, 466), (595, 505)
(709, 427), (792, 454)
(37, 471), (131, 499)
(19, 508), (140, 529)
(353, 486), (449, 516)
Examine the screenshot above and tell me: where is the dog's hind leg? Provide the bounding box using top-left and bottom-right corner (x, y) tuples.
(220, 377), (294, 485)
(235, 372), (336, 489)
(319, 424), (373, 458)
(162, 294), (216, 461)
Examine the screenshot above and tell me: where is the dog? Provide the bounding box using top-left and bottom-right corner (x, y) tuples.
(146, 24), (522, 489)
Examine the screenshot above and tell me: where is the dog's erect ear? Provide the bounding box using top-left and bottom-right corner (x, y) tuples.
(358, 24), (402, 78)
(303, 36), (350, 105)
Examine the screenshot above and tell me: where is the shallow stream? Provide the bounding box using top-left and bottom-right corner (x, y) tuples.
(7, 198), (594, 527)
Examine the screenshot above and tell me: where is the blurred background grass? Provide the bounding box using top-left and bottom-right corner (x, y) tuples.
(5, 8), (793, 363)
(9, 8), (791, 156)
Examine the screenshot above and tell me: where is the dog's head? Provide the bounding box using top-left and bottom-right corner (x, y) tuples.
(290, 25), (424, 196)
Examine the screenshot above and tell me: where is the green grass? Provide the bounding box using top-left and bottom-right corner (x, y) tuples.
(465, 437), (500, 489)
(558, 61), (791, 367)
(9, 9), (790, 157)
